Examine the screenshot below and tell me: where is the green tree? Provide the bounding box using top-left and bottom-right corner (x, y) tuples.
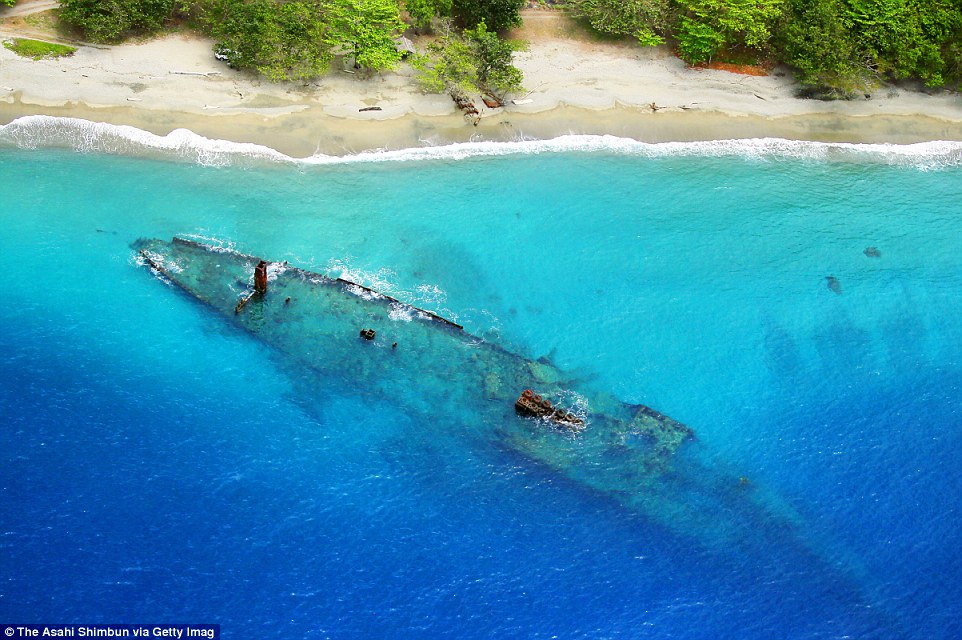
(451, 0), (524, 32)
(206, 0), (405, 78)
(464, 21), (523, 98)
(566, 0), (672, 46)
(327, 0), (406, 70)
(842, 0), (961, 85)
(412, 21), (524, 99)
(675, 15), (725, 63)
(780, 0), (863, 93)
(404, 0), (452, 32)
(779, 0), (962, 92)
(411, 28), (479, 97)
(561, 0), (962, 91)
(944, 32), (962, 86)
(2, 1), (17, 8)
(675, 0), (785, 64)
(205, 0), (335, 81)
(59, 0), (179, 42)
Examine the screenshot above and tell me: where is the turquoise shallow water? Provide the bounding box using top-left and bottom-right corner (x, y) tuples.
(1, 118), (961, 638)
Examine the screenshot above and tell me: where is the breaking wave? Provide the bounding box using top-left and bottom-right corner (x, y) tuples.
(2, 114), (962, 169)
(324, 257), (461, 323)
(0, 115), (291, 167)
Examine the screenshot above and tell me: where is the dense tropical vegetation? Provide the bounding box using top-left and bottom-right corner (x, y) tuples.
(57, 0), (524, 87)
(53, 0), (962, 97)
(568, 0), (962, 95)
(59, 0), (188, 42)
(201, 0), (407, 80)
(412, 20), (525, 100)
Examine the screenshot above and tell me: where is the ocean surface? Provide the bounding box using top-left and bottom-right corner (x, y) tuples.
(1, 117), (961, 639)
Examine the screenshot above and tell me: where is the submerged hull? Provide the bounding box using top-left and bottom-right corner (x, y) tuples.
(134, 237), (813, 552)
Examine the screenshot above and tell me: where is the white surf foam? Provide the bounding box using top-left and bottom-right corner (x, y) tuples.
(2, 114), (962, 169)
(388, 302), (415, 322)
(325, 257), (458, 322)
(302, 135), (962, 170)
(325, 258), (399, 295)
(132, 250), (176, 287)
(0, 115), (291, 167)
(178, 234), (239, 253)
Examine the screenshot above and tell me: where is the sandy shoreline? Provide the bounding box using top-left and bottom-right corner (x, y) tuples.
(2, 9), (962, 156)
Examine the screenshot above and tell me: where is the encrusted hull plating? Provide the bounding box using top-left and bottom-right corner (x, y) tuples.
(135, 237), (817, 554)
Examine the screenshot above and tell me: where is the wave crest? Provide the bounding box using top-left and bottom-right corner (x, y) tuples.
(0, 115), (290, 166)
(2, 115), (962, 169)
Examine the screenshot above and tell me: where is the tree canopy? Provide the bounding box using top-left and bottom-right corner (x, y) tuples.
(203, 0), (404, 80)
(59, 0), (183, 42)
(450, 0), (525, 32)
(411, 30), (478, 97)
(568, 0), (962, 94)
(567, 0), (672, 46)
(204, 0), (335, 81)
(464, 21), (524, 98)
(326, 0), (405, 71)
(404, 0), (452, 32)
(412, 21), (524, 99)
(50, 0), (962, 94)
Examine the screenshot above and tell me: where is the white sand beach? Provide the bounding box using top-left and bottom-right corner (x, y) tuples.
(2, 5), (961, 156)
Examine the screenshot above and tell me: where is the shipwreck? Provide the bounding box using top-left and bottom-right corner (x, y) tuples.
(134, 236), (834, 556)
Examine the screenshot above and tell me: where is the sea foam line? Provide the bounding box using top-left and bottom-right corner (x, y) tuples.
(0, 115), (291, 167)
(2, 115), (962, 169)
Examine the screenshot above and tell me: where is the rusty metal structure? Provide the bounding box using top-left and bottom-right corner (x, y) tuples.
(134, 236), (842, 560)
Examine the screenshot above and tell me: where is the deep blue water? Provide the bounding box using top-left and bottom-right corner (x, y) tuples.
(1, 120), (961, 638)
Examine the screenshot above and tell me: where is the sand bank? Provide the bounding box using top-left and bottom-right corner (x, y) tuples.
(2, 9), (961, 156)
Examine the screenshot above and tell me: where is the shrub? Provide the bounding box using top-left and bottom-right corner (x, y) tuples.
(59, 0), (179, 42)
